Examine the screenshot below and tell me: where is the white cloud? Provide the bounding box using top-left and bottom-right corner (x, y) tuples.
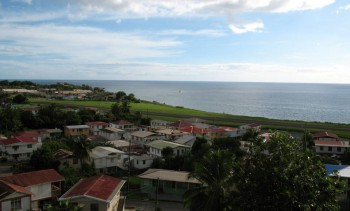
(229, 20), (264, 34)
(158, 29), (226, 37)
(0, 11), (65, 23)
(0, 23), (181, 63)
(337, 4), (350, 14)
(11, 0), (32, 4)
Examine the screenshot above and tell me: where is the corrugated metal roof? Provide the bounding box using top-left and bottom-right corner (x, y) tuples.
(139, 169), (200, 184)
(146, 140), (189, 150)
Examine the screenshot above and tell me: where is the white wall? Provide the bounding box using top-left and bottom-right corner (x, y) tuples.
(1, 195), (31, 211)
(27, 183), (51, 201)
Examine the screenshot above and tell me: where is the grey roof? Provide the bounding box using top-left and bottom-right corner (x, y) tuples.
(108, 140), (136, 148)
(100, 127), (124, 133)
(146, 140), (189, 150)
(65, 125), (90, 129)
(139, 169), (200, 184)
(90, 146), (125, 158)
(174, 135), (196, 145)
(131, 131), (156, 138)
(46, 128), (63, 133)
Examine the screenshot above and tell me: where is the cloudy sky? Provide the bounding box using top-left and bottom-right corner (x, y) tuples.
(0, 0), (350, 83)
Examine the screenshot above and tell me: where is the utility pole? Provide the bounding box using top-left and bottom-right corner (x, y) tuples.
(155, 177), (160, 211)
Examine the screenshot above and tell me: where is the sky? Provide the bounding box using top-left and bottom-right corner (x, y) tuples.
(0, 0), (350, 83)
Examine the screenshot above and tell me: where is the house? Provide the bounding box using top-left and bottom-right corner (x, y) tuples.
(46, 128), (63, 139)
(146, 140), (190, 158)
(99, 127), (124, 141)
(109, 120), (134, 130)
(54, 149), (80, 170)
(179, 126), (208, 139)
(167, 121), (194, 130)
(85, 121), (109, 135)
(90, 146), (129, 173)
(15, 129), (50, 142)
(313, 132), (339, 141)
(0, 169), (64, 210)
(237, 123), (261, 136)
(139, 169), (201, 201)
(174, 135), (197, 147)
(108, 140), (138, 153)
(0, 136), (42, 161)
(325, 164), (350, 200)
(132, 154), (153, 170)
(150, 119), (169, 129)
(59, 175), (126, 211)
(0, 179), (32, 211)
(220, 126), (239, 138)
(155, 128), (186, 140)
(64, 125), (90, 137)
(314, 140), (350, 155)
(130, 131), (164, 146)
(259, 132), (273, 143)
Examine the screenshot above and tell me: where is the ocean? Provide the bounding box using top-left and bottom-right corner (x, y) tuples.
(32, 80), (350, 124)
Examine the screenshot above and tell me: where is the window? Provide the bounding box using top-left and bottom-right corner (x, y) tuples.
(337, 147), (342, 152)
(143, 160), (146, 165)
(27, 144), (32, 148)
(90, 203), (99, 211)
(11, 198), (21, 210)
(136, 160), (139, 164)
(320, 146), (324, 151)
(328, 147), (332, 152)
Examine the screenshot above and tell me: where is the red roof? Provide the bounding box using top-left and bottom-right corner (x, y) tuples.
(180, 126), (208, 134)
(0, 179), (33, 195)
(168, 121), (194, 129)
(0, 169), (64, 187)
(16, 130), (48, 138)
(313, 132), (339, 140)
(314, 140), (347, 147)
(62, 175), (125, 201)
(85, 121), (109, 126)
(0, 136), (38, 145)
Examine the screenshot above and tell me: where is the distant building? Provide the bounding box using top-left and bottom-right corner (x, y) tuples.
(313, 132), (339, 141)
(314, 140), (350, 155)
(109, 120), (134, 130)
(132, 154), (154, 170)
(90, 146), (129, 173)
(0, 136), (42, 161)
(99, 127), (124, 141)
(130, 131), (164, 146)
(146, 140), (190, 158)
(85, 121), (109, 135)
(64, 125), (90, 137)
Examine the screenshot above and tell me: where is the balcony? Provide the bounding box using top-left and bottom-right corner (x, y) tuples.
(51, 185), (61, 197)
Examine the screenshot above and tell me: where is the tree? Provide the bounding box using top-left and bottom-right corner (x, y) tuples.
(45, 200), (84, 211)
(115, 91), (127, 101)
(70, 136), (92, 170)
(242, 127), (262, 143)
(0, 107), (22, 132)
(183, 150), (238, 211)
(236, 132), (344, 210)
(12, 94), (28, 104)
(301, 130), (314, 150)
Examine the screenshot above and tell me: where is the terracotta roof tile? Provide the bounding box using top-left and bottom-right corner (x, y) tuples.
(62, 175), (125, 201)
(0, 169), (64, 187)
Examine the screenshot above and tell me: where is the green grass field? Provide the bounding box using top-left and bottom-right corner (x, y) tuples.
(29, 98), (350, 138)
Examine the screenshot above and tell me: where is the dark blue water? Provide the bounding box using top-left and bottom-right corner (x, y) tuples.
(32, 80), (350, 124)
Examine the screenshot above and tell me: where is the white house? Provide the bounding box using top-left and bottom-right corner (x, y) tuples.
(85, 121), (109, 135)
(60, 175), (125, 211)
(0, 179), (32, 211)
(109, 120), (134, 130)
(90, 146), (129, 172)
(314, 140), (350, 155)
(132, 154), (153, 169)
(0, 169), (64, 210)
(99, 127), (125, 141)
(0, 136), (42, 161)
(150, 119), (169, 129)
(237, 123), (261, 136)
(130, 131), (164, 146)
(155, 129), (186, 140)
(146, 140), (190, 158)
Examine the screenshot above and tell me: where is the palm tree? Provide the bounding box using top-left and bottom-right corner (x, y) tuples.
(71, 136), (92, 170)
(183, 150), (238, 211)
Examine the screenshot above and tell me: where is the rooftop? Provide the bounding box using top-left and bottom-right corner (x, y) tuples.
(325, 164), (350, 178)
(60, 175), (125, 202)
(0, 136), (38, 145)
(131, 131), (157, 138)
(85, 121), (109, 126)
(146, 140), (189, 150)
(0, 169), (64, 187)
(139, 169), (200, 184)
(100, 127), (124, 133)
(313, 132), (339, 139)
(65, 125), (90, 129)
(314, 140), (349, 147)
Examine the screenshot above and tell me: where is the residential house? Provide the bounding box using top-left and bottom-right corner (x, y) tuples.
(108, 140), (139, 153)
(54, 149), (80, 170)
(237, 123), (261, 136)
(220, 126), (239, 138)
(150, 119), (169, 129)
(132, 154), (153, 170)
(179, 126), (208, 139)
(85, 121), (109, 135)
(146, 140), (190, 158)
(20, 106), (40, 115)
(259, 132), (273, 143)
(139, 169), (201, 201)
(325, 164), (350, 200)
(167, 121), (194, 130)
(0, 136), (42, 161)
(174, 135), (197, 148)
(0, 179), (32, 211)
(155, 129), (186, 140)
(0, 169), (64, 210)
(90, 146), (129, 173)
(99, 127), (124, 141)
(46, 128), (63, 139)
(64, 125), (90, 137)
(313, 132), (339, 141)
(109, 120), (134, 130)
(15, 129), (50, 142)
(59, 175), (125, 211)
(130, 131), (164, 146)
(314, 140), (350, 155)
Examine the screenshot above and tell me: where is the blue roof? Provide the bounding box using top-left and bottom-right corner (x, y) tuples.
(325, 164), (350, 177)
